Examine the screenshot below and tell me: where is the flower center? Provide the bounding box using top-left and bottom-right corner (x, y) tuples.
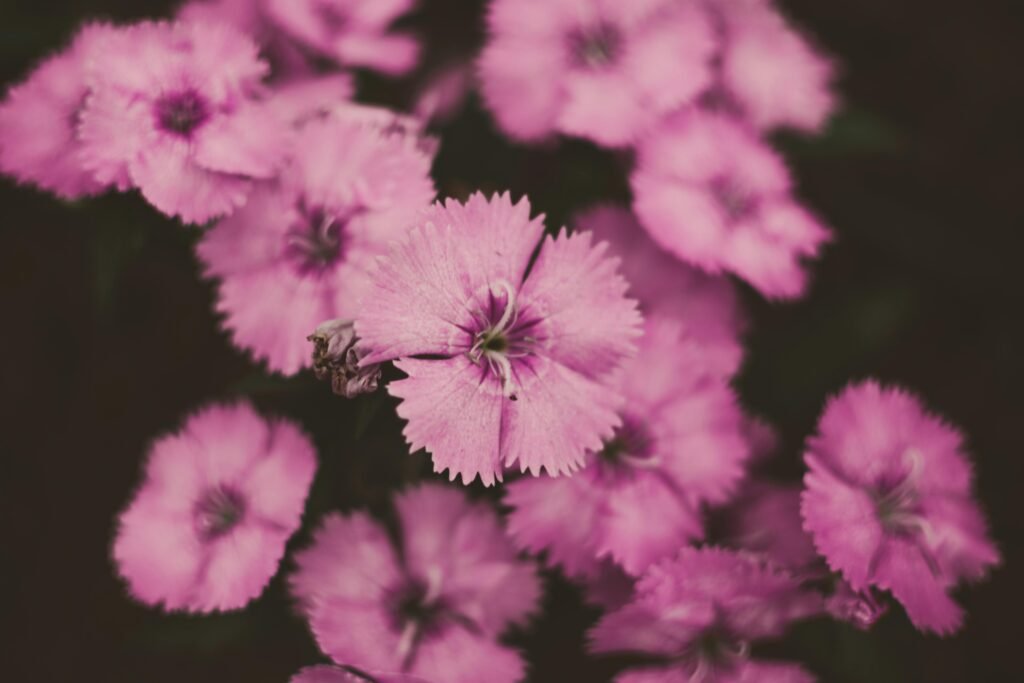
(286, 202), (359, 273)
(155, 89), (210, 137)
(710, 175), (757, 222)
(194, 485), (246, 539)
(466, 280), (541, 400)
(567, 22), (623, 70)
(871, 448), (925, 537)
(595, 415), (656, 477)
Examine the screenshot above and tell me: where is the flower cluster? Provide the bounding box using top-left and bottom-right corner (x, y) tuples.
(2, 0), (1001, 680)
(479, 0), (834, 298)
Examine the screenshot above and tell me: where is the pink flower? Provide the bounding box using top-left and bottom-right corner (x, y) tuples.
(291, 665), (432, 683)
(707, 0), (836, 134)
(801, 380), (1000, 635)
(591, 547), (819, 683)
(632, 109), (830, 298)
(355, 192), (642, 485)
(0, 24), (113, 199)
(264, 0), (420, 75)
(78, 20), (287, 223)
(113, 402), (317, 612)
(478, 0), (716, 146)
(291, 484), (540, 683)
(506, 316), (749, 576)
(575, 204), (745, 377)
(196, 114), (435, 374)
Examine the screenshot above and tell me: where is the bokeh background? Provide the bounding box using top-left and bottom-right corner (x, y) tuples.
(2, 0), (1021, 680)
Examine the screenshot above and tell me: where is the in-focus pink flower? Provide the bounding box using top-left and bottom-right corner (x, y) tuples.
(801, 380), (1000, 635)
(706, 0), (836, 134)
(356, 192), (642, 485)
(0, 24), (114, 199)
(576, 204), (744, 377)
(78, 20), (287, 223)
(632, 109), (830, 298)
(197, 114), (435, 374)
(506, 316), (748, 576)
(264, 0), (420, 75)
(113, 402), (317, 612)
(590, 547), (819, 683)
(291, 664), (432, 683)
(479, 0), (716, 146)
(291, 484), (539, 683)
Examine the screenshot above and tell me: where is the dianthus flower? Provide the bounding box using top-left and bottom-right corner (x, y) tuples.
(264, 0), (420, 75)
(506, 316), (748, 576)
(78, 20), (287, 223)
(801, 380), (1000, 635)
(0, 24), (113, 199)
(705, 0), (836, 134)
(291, 665), (431, 683)
(632, 109), (830, 298)
(576, 204), (744, 377)
(291, 484), (540, 683)
(478, 0), (716, 146)
(196, 115), (435, 374)
(590, 547), (819, 683)
(113, 402), (317, 612)
(355, 192), (642, 485)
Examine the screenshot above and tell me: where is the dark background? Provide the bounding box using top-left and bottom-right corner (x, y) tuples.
(2, 0), (1021, 680)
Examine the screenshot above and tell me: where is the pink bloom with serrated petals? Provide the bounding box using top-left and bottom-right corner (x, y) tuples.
(265, 0), (420, 75)
(632, 109), (830, 298)
(113, 402), (316, 612)
(291, 484), (539, 683)
(197, 115), (434, 374)
(291, 664), (432, 683)
(801, 380), (1000, 635)
(576, 204), (744, 377)
(479, 0), (716, 146)
(590, 547), (818, 683)
(356, 192), (642, 485)
(506, 316), (748, 576)
(0, 24), (114, 198)
(707, 0), (836, 134)
(78, 21), (286, 223)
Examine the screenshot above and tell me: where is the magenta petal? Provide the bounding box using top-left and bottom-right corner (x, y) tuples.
(871, 537), (963, 635)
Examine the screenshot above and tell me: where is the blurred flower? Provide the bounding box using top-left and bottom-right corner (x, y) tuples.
(196, 115), (435, 374)
(309, 318), (382, 397)
(575, 204), (745, 377)
(590, 547), (819, 682)
(113, 402), (317, 612)
(632, 109), (830, 298)
(801, 380), (1000, 635)
(356, 192), (642, 485)
(291, 484), (539, 683)
(291, 664), (432, 683)
(506, 316), (749, 576)
(78, 20), (286, 223)
(478, 0), (716, 146)
(0, 23), (114, 198)
(264, 0), (420, 75)
(706, 0), (836, 134)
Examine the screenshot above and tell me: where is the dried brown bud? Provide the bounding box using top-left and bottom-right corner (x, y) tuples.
(308, 319), (382, 398)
